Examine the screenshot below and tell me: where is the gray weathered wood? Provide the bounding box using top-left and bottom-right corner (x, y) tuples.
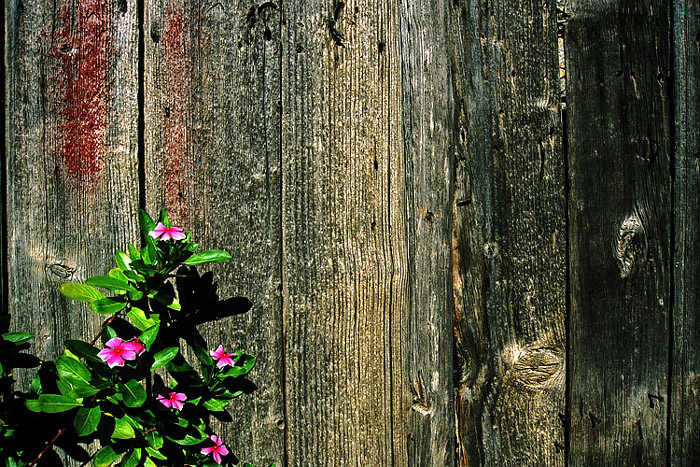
(449, 0), (567, 465)
(281, 1), (408, 464)
(397, 1), (456, 464)
(5, 0), (139, 385)
(5, 0), (139, 462)
(671, 0), (700, 464)
(143, 0), (285, 465)
(565, 0), (672, 464)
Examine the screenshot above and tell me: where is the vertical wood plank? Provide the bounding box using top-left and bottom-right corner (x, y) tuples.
(565, 0), (672, 464)
(281, 0), (407, 464)
(449, 0), (567, 465)
(397, 1), (456, 464)
(5, 0), (139, 379)
(671, 0), (700, 463)
(144, 0), (285, 464)
(5, 0), (139, 462)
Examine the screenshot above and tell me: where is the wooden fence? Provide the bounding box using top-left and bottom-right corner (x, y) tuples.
(3, 0), (698, 465)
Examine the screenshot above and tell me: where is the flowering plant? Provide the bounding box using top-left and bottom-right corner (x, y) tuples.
(0, 210), (267, 467)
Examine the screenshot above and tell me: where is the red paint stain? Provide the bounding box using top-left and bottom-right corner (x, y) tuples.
(49, 0), (109, 180)
(163, 5), (191, 221)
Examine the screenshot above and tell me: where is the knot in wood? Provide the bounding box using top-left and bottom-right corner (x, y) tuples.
(511, 347), (563, 389)
(45, 263), (75, 283)
(615, 212), (646, 278)
(411, 375), (431, 416)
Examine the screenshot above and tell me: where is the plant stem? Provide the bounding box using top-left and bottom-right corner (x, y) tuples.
(28, 427), (67, 467)
(90, 313), (120, 345)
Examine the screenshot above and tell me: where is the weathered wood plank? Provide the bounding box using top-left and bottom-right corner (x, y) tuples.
(671, 0), (700, 464)
(449, 0), (567, 465)
(397, 2), (456, 465)
(565, 0), (672, 464)
(143, 0), (284, 465)
(5, 0), (139, 462)
(281, 0), (407, 464)
(5, 0), (139, 384)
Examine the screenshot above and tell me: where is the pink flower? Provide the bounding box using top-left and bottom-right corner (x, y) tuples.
(97, 337), (139, 368)
(209, 345), (236, 368)
(148, 222), (186, 241)
(124, 337), (145, 356)
(156, 391), (187, 411)
(201, 435), (229, 464)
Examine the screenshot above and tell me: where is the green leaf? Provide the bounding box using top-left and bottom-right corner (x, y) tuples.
(24, 399), (41, 412)
(1, 331), (33, 345)
(65, 384), (101, 398)
(108, 268), (130, 284)
(144, 447), (167, 460)
(143, 457), (157, 467)
(32, 394), (82, 413)
(145, 430), (163, 450)
(90, 297), (128, 315)
(102, 326), (118, 344)
(138, 325), (159, 351)
(119, 379), (147, 408)
(121, 448), (141, 467)
(127, 289), (144, 301)
(65, 340), (101, 363)
(192, 345), (214, 367)
(86, 276), (135, 292)
(220, 354), (256, 379)
(57, 379), (76, 397)
(181, 250), (232, 265)
(139, 210), (160, 265)
(217, 389), (243, 399)
(182, 241), (199, 253)
(57, 283), (105, 302)
(140, 247), (154, 266)
(115, 251), (132, 271)
(239, 353), (257, 372)
(29, 371), (43, 394)
(94, 445), (120, 467)
(150, 347), (179, 370)
(150, 291), (181, 311)
(74, 406), (101, 436)
(56, 355), (92, 386)
(139, 209), (157, 238)
(158, 209), (171, 228)
(127, 243), (141, 261)
(167, 429), (207, 446)
(126, 307), (157, 332)
(123, 270), (146, 283)
(112, 417), (135, 439)
(202, 398), (228, 412)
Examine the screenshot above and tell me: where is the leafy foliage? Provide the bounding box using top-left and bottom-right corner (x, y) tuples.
(0, 210), (267, 467)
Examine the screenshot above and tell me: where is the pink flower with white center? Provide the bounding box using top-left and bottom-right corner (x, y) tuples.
(209, 345), (236, 368)
(156, 391), (187, 411)
(97, 337), (139, 368)
(201, 435), (229, 464)
(148, 222), (186, 241)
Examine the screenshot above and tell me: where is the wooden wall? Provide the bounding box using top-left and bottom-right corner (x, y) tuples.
(4, 0), (697, 465)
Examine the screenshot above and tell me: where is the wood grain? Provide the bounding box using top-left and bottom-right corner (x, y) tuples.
(5, 0), (139, 462)
(671, 0), (700, 463)
(281, 0), (407, 464)
(397, 1), (456, 465)
(143, 0), (285, 464)
(5, 0), (139, 380)
(449, 0), (567, 465)
(565, 0), (672, 464)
